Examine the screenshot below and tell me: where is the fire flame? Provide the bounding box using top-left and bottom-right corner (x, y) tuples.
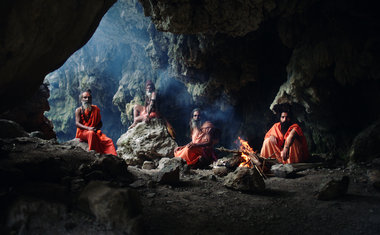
(238, 137), (256, 168)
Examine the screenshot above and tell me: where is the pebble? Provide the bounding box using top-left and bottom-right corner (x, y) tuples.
(146, 193), (156, 198)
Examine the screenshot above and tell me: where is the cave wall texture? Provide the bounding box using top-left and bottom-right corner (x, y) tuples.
(0, 0), (117, 138)
(138, 0), (380, 159)
(1, 0), (380, 161)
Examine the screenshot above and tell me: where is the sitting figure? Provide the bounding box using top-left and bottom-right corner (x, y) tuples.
(75, 89), (117, 156)
(128, 80), (159, 129)
(260, 105), (309, 164)
(175, 121), (221, 168)
(189, 108), (202, 138)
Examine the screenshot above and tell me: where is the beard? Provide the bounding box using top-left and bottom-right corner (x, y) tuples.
(146, 90), (152, 98)
(280, 121), (291, 134)
(191, 119), (201, 130)
(82, 101), (92, 111)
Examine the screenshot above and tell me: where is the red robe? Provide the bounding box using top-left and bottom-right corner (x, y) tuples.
(174, 126), (217, 166)
(261, 122), (309, 164)
(76, 105), (117, 156)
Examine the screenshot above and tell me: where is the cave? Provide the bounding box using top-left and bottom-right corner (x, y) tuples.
(1, 0), (380, 234)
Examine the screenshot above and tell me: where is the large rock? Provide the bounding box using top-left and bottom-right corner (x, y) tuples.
(78, 181), (143, 234)
(271, 164), (296, 178)
(349, 119), (380, 162)
(0, 136), (137, 234)
(0, 84), (56, 139)
(316, 176), (349, 201)
(367, 169), (380, 190)
(224, 167), (265, 193)
(153, 157), (181, 184)
(116, 119), (178, 165)
(0, 119), (28, 139)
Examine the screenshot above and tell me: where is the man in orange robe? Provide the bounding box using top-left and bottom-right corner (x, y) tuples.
(260, 109), (309, 164)
(128, 80), (159, 129)
(75, 90), (117, 156)
(175, 121), (221, 168)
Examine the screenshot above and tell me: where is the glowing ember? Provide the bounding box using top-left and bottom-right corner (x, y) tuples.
(238, 137), (257, 168)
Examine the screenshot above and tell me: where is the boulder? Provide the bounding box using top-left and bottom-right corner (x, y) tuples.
(224, 167), (265, 193)
(116, 119), (178, 165)
(349, 119), (380, 162)
(271, 164), (296, 178)
(367, 169), (380, 190)
(66, 138), (91, 152)
(316, 176), (349, 200)
(78, 181), (143, 234)
(0, 119), (29, 138)
(153, 158), (181, 184)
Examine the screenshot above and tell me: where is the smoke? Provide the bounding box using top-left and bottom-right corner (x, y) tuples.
(45, 0), (244, 149)
(44, 0), (150, 143)
(155, 68), (243, 148)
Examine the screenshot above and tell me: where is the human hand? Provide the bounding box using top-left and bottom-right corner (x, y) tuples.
(187, 142), (194, 149)
(281, 148), (289, 161)
(88, 127), (95, 131)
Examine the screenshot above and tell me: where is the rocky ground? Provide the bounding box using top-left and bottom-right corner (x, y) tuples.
(1, 130), (380, 234)
(138, 163), (380, 235)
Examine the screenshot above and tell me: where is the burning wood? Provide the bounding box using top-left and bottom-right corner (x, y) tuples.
(216, 137), (273, 180)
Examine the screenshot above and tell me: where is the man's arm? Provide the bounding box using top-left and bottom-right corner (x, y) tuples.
(75, 108), (94, 131)
(281, 129), (298, 161)
(187, 134), (212, 149)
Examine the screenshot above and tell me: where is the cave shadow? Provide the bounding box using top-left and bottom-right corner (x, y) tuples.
(254, 189), (297, 198)
(338, 194), (380, 203)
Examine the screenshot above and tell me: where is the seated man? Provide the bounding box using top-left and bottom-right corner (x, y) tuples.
(260, 106), (309, 164)
(75, 89), (117, 156)
(175, 121), (221, 168)
(128, 80), (159, 129)
(189, 108), (202, 138)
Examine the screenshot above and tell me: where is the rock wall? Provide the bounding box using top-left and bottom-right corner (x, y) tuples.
(0, 0), (116, 111)
(0, 83), (56, 139)
(45, 0), (154, 142)
(1, 0), (379, 161)
(138, 0), (380, 158)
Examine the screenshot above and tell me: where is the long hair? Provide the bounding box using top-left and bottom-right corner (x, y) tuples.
(79, 89), (92, 102)
(189, 108), (202, 136)
(274, 103), (293, 120)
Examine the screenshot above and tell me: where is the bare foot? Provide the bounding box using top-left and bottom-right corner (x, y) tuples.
(128, 123), (136, 129)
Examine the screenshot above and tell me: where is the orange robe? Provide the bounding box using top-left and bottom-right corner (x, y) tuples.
(260, 122), (309, 164)
(174, 128), (217, 166)
(75, 105), (117, 156)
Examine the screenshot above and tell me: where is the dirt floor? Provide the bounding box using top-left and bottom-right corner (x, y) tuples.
(137, 163), (380, 235)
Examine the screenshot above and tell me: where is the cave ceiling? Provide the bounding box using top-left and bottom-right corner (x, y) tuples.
(0, 0), (116, 110)
(0, 0), (379, 157)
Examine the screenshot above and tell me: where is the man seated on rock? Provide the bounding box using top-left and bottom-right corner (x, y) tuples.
(128, 80), (159, 129)
(260, 104), (309, 164)
(75, 89), (117, 156)
(189, 108), (202, 138)
(175, 121), (221, 169)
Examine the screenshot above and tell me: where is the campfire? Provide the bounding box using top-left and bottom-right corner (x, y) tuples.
(216, 137), (274, 179)
(237, 137), (256, 168)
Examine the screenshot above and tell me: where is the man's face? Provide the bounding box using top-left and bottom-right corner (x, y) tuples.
(81, 92), (92, 104)
(280, 112), (290, 124)
(193, 111), (201, 121)
(146, 84), (153, 92)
